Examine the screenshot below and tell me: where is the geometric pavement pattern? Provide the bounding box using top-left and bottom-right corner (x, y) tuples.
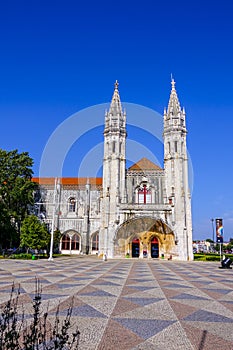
(0, 257), (233, 350)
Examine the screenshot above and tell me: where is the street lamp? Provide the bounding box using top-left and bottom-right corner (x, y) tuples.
(48, 177), (59, 261)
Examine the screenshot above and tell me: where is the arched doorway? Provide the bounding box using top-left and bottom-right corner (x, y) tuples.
(114, 217), (175, 258)
(151, 237), (159, 258)
(132, 238), (140, 257)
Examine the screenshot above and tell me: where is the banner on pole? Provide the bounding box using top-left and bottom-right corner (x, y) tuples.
(216, 218), (224, 243)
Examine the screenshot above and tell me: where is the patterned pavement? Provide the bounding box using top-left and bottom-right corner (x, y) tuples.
(0, 257), (233, 350)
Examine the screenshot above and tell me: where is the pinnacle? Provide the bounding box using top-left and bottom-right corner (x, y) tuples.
(167, 78), (181, 116)
(109, 80), (122, 115)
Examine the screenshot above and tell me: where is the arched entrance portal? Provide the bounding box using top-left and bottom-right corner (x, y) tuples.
(132, 238), (140, 257)
(151, 237), (159, 258)
(114, 217), (175, 258)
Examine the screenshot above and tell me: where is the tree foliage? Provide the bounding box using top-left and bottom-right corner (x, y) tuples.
(53, 229), (62, 253)
(0, 149), (36, 248)
(20, 215), (50, 252)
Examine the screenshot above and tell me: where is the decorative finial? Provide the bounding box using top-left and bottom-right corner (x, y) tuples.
(171, 74), (176, 90)
(114, 80), (119, 90)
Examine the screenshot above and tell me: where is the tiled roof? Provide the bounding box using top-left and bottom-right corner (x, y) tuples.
(32, 177), (102, 186)
(128, 157), (163, 171)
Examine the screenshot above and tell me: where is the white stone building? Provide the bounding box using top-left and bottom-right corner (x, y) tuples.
(33, 80), (193, 260)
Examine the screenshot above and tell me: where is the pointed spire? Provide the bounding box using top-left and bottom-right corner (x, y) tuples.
(109, 80), (122, 115)
(104, 80), (126, 136)
(167, 77), (181, 116)
(164, 78), (187, 132)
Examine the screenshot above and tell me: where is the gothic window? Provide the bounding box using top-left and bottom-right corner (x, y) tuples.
(61, 234), (70, 250)
(168, 142), (171, 153)
(92, 233), (99, 251)
(68, 197), (76, 212)
(71, 234), (80, 250)
(174, 141), (178, 153)
(112, 141), (115, 153)
(138, 185), (152, 204)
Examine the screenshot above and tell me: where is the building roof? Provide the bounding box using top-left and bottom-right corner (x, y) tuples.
(32, 177), (102, 186)
(32, 158), (162, 185)
(128, 157), (163, 171)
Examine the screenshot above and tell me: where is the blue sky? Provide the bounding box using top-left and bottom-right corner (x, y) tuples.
(0, 0), (233, 241)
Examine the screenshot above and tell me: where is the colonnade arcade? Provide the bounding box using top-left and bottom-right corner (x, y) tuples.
(60, 230), (99, 254)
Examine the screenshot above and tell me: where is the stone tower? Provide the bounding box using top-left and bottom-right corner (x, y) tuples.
(34, 79), (193, 261)
(163, 79), (193, 260)
(100, 81), (127, 258)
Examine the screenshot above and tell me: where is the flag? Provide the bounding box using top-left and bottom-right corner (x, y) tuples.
(216, 218), (223, 243)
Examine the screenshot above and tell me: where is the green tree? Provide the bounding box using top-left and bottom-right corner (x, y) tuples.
(226, 240), (233, 251)
(215, 243), (220, 252)
(53, 229), (62, 253)
(20, 215), (50, 252)
(0, 149), (36, 248)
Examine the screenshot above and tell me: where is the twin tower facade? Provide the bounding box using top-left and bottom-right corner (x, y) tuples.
(35, 80), (193, 260)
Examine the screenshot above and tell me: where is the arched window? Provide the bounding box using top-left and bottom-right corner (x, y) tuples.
(71, 234), (80, 250)
(112, 140), (116, 153)
(138, 185), (152, 204)
(92, 233), (99, 251)
(61, 234), (70, 250)
(68, 197), (76, 212)
(168, 141), (171, 153)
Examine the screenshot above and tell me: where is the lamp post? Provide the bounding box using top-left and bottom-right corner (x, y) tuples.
(48, 178), (58, 261)
(48, 204), (56, 261)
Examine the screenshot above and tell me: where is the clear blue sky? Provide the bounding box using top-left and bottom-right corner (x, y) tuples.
(0, 0), (233, 241)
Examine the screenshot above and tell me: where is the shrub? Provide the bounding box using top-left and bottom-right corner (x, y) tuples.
(194, 253), (233, 262)
(9, 253), (33, 260)
(205, 255), (221, 261)
(0, 279), (80, 349)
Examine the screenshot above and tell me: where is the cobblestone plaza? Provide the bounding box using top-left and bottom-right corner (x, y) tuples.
(0, 257), (233, 349)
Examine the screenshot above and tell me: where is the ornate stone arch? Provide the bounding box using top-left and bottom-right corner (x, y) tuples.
(60, 230), (81, 253)
(113, 216), (175, 258)
(115, 216), (173, 240)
